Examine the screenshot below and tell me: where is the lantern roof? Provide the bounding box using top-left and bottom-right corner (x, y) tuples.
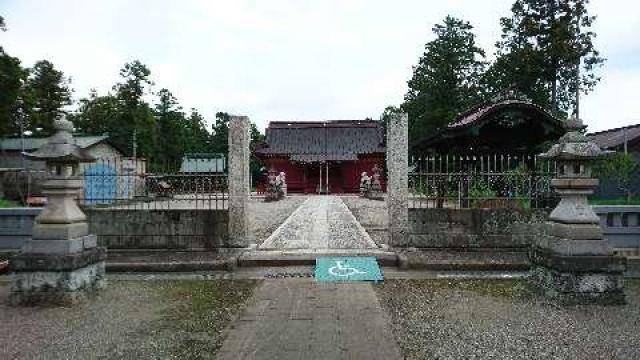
(539, 116), (610, 160)
(23, 116), (95, 163)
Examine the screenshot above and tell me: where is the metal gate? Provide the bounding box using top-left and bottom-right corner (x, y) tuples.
(84, 163), (117, 205)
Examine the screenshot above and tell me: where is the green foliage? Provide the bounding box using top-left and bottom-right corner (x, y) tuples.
(23, 60), (72, 135)
(593, 153), (639, 201)
(494, 0), (604, 114)
(155, 88), (186, 165)
(0, 47), (26, 138)
(0, 15), (6, 31)
(0, 198), (21, 208)
(185, 108), (212, 154)
(403, 16), (486, 147)
(71, 89), (120, 136)
(113, 61), (156, 157)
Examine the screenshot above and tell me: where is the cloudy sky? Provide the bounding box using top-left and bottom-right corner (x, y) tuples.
(2, 0), (638, 133)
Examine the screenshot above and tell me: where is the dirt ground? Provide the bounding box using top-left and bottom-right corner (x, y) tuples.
(0, 279), (257, 360)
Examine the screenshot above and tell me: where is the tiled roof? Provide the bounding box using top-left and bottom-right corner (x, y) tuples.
(588, 124), (640, 149)
(255, 120), (385, 161)
(448, 99), (563, 129)
(0, 135), (109, 151)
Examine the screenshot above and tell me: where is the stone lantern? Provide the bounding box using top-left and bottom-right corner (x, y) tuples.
(532, 116), (626, 304)
(10, 115), (107, 306)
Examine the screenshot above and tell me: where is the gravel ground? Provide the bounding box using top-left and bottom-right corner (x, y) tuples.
(248, 195), (308, 245)
(375, 279), (640, 360)
(260, 196), (376, 249)
(0, 279), (257, 360)
(341, 195), (389, 245)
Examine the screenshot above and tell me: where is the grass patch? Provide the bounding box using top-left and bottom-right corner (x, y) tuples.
(386, 279), (534, 299)
(159, 280), (257, 359)
(0, 199), (21, 208)
(0, 252), (16, 261)
(589, 198), (640, 205)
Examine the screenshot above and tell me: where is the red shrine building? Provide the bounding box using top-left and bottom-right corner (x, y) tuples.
(253, 120), (386, 194)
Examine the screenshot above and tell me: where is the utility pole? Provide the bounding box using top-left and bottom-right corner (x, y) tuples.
(575, 17), (581, 120)
(132, 129), (137, 159)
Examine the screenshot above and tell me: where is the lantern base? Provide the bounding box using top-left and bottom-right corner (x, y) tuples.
(9, 247), (107, 306)
(530, 247), (626, 305)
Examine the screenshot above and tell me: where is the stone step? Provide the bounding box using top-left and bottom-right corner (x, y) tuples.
(238, 249), (400, 267)
(399, 249), (531, 271)
(105, 251), (238, 272)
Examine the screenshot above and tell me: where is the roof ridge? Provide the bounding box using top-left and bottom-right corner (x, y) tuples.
(587, 123), (640, 136)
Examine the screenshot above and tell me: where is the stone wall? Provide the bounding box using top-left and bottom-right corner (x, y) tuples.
(407, 208), (548, 249)
(593, 205), (640, 249)
(85, 209), (229, 250)
(0, 208), (42, 249)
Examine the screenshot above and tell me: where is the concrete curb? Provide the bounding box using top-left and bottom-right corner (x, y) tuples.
(106, 257), (238, 272)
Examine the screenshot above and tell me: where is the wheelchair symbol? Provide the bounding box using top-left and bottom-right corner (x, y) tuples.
(328, 260), (367, 277)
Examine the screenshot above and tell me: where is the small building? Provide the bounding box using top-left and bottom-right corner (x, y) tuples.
(411, 95), (567, 155)
(254, 120), (386, 194)
(588, 123), (640, 200)
(0, 135), (140, 204)
(0, 135), (123, 170)
(588, 123), (640, 158)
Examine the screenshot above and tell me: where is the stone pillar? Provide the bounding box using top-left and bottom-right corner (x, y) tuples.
(386, 113), (409, 247)
(10, 116), (106, 306)
(531, 117), (626, 305)
(228, 115), (250, 247)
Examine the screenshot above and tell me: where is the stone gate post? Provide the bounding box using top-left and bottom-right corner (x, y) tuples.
(386, 113), (409, 247)
(228, 115), (250, 247)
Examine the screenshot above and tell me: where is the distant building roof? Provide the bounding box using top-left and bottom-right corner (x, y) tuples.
(588, 123), (640, 150)
(0, 135), (110, 152)
(180, 154), (226, 173)
(254, 120), (385, 162)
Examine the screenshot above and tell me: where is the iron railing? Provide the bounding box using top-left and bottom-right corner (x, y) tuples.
(78, 157), (229, 210)
(408, 154), (558, 209)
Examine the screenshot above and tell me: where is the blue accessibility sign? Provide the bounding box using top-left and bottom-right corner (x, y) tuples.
(315, 257), (383, 282)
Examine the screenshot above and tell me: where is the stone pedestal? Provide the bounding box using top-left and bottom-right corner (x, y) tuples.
(228, 115), (250, 247)
(386, 113), (409, 246)
(10, 116), (106, 306)
(531, 117), (626, 305)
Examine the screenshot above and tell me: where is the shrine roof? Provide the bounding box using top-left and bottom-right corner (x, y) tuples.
(254, 120), (385, 161)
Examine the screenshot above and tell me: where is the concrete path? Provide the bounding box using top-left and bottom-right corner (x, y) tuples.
(259, 196), (377, 250)
(216, 279), (403, 360)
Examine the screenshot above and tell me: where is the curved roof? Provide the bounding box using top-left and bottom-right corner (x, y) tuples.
(413, 97), (566, 154)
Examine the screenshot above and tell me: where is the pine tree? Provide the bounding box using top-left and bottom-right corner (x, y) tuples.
(494, 0), (603, 115)
(403, 16), (486, 147)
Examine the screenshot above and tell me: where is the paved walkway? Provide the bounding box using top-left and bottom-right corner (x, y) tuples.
(260, 196), (377, 249)
(216, 279), (403, 360)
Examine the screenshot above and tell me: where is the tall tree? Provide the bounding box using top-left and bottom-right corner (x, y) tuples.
(184, 108), (212, 154)
(155, 88), (186, 164)
(0, 47), (26, 138)
(24, 60), (72, 135)
(71, 89), (120, 136)
(0, 15), (6, 31)
(403, 16), (486, 147)
(210, 111), (231, 155)
(495, 0), (603, 114)
(112, 61), (156, 157)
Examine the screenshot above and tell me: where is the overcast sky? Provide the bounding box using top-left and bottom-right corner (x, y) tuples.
(2, 0), (639, 133)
